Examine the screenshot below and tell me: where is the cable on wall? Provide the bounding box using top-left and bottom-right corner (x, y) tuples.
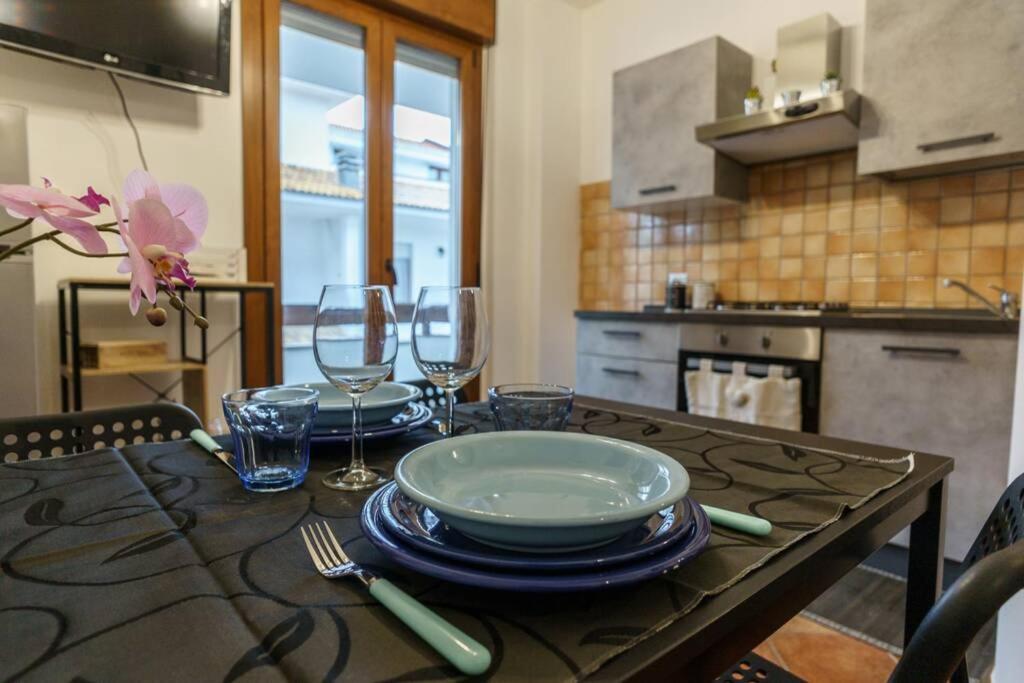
(108, 72), (149, 171)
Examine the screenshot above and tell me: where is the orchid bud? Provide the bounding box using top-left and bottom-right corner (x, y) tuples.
(168, 295), (184, 311)
(194, 316), (210, 330)
(146, 306), (168, 327)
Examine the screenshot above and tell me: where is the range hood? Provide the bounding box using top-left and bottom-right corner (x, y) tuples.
(695, 90), (861, 165)
(695, 13), (859, 165)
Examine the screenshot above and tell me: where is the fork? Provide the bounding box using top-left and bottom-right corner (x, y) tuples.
(300, 521), (491, 676)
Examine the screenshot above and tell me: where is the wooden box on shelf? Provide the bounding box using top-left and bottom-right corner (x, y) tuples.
(79, 340), (168, 370)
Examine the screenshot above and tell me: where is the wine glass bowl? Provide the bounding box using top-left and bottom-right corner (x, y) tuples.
(314, 285), (399, 491)
(411, 286), (489, 437)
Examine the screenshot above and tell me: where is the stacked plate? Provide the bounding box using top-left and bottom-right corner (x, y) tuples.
(297, 382), (432, 443)
(360, 431), (710, 591)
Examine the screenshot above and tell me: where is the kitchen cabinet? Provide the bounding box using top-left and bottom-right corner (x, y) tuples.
(612, 36), (750, 212)
(858, 0), (1024, 178)
(820, 329), (1016, 559)
(576, 320), (679, 410)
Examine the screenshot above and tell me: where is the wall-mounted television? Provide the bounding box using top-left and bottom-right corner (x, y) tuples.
(0, 1), (232, 95)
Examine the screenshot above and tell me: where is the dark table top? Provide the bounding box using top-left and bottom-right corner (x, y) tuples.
(0, 399), (952, 681)
(575, 308), (1019, 334)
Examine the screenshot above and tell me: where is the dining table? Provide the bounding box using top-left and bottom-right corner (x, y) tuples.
(0, 396), (952, 682)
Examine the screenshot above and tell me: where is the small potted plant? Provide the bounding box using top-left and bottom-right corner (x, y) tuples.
(744, 86), (763, 115)
(820, 69), (841, 96)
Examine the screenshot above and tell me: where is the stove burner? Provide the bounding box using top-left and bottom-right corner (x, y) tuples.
(711, 301), (850, 314)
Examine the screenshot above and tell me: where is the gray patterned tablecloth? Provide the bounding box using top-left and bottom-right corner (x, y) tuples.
(0, 403), (913, 682)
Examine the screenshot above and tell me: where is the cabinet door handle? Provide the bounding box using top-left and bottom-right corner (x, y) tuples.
(602, 367), (641, 377)
(638, 184), (677, 196)
(917, 133), (996, 153)
(602, 330), (642, 338)
(882, 345), (961, 357)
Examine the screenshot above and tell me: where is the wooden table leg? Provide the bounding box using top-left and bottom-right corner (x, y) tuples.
(904, 477), (947, 646)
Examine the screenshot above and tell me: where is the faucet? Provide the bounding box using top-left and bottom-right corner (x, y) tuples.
(942, 278), (1019, 320)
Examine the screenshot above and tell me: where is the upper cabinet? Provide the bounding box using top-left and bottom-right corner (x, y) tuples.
(612, 37), (751, 212)
(858, 0), (1024, 178)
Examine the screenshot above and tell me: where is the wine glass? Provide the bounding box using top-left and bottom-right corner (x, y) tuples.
(411, 286), (490, 438)
(313, 285), (398, 491)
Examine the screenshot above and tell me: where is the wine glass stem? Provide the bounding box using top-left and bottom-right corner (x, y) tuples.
(350, 394), (364, 472)
(445, 388), (456, 438)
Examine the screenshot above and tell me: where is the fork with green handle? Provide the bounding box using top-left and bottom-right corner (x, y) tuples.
(301, 520), (491, 676)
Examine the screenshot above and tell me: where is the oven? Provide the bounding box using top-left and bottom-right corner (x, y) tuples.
(677, 322), (822, 433)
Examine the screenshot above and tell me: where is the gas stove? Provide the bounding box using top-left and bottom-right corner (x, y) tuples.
(701, 301), (850, 316)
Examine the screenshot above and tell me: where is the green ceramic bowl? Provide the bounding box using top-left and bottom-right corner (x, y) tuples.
(394, 431), (689, 551)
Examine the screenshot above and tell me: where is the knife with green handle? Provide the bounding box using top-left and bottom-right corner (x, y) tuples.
(189, 429), (238, 474)
(701, 504), (773, 536)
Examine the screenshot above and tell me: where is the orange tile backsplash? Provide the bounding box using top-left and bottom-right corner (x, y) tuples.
(578, 151), (1024, 311)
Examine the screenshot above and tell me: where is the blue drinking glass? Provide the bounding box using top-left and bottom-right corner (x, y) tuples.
(222, 387), (319, 492)
(488, 384), (574, 431)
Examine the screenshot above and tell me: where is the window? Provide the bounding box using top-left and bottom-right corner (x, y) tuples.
(246, 0), (482, 387)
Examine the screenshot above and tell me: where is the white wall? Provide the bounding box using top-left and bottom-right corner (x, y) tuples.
(579, 0), (866, 182)
(995, 271), (1024, 679)
(0, 2), (243, 421)
(482, 0), (582, 388)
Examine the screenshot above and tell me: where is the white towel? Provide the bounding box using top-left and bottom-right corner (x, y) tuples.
(684, 359), (731, 419)
(686, 361), (803, 431)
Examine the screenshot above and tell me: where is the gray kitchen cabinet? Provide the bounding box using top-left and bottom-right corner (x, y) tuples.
(820, 329), (1016, 560)
(576, 320), (679, 410)
(858, 0), (1024, 178)
(612, 36), (750, 212)
(576, 319), (680, 362)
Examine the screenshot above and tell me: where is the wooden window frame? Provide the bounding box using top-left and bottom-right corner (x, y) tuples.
(242, 0), (483, 385)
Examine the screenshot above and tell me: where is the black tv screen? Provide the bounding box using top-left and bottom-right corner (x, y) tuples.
(0, 0), (232, 95)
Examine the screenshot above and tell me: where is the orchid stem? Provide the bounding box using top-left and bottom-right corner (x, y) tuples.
(0, 230), (59, 261)
(49, 236), (127, 259)
(0, 218), (34, 239)
(161, 286), (209, 329)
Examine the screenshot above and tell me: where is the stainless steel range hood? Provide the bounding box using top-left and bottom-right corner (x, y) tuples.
(695, 90), (861, 165)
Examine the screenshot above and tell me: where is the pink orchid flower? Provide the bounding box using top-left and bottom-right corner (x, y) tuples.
(123, 169), (207, 242)
(75, 186), (111, 212)
(0, 183), (108, 254)
(113, 197), (198, 315)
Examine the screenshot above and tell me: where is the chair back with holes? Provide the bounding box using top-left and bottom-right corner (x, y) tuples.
(963, 468), (1024, 566)
(0, 403), (202, 463)
(406, 379), (467, 412)
(888, 470), (1024, 683)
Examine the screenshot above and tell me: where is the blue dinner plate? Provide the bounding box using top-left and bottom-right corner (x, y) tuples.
(311, 402), (433, 443)
(360, 486), (711, 592)
(376, 482), (694, 572)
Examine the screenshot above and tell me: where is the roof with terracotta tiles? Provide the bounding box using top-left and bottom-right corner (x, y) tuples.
(280, 163), (449, 211)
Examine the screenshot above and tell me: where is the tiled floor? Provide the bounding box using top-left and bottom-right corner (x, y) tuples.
(754, 615), (899, 682)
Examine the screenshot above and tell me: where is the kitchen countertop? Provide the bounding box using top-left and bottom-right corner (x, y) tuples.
(575, 308), (1020, 334)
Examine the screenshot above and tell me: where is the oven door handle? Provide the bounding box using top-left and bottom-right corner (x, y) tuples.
(602, 330), (643, 338)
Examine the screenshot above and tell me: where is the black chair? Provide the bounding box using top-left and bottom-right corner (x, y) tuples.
(0, 403), (203, 463)
(717, 470), (1024, 683)
(406, 378), (467, 412)
(716, 652), (805, 682)
(890, 470), (1024, 683)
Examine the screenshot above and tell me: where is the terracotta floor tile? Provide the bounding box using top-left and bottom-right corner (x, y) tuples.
(755, 615), (898, 682)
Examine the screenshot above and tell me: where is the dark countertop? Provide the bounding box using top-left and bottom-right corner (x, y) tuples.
(575, 308), (1019, 334)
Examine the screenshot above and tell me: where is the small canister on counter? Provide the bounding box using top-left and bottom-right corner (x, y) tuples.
(690, 281), (716, 310)
(666, 272), (688, 310)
